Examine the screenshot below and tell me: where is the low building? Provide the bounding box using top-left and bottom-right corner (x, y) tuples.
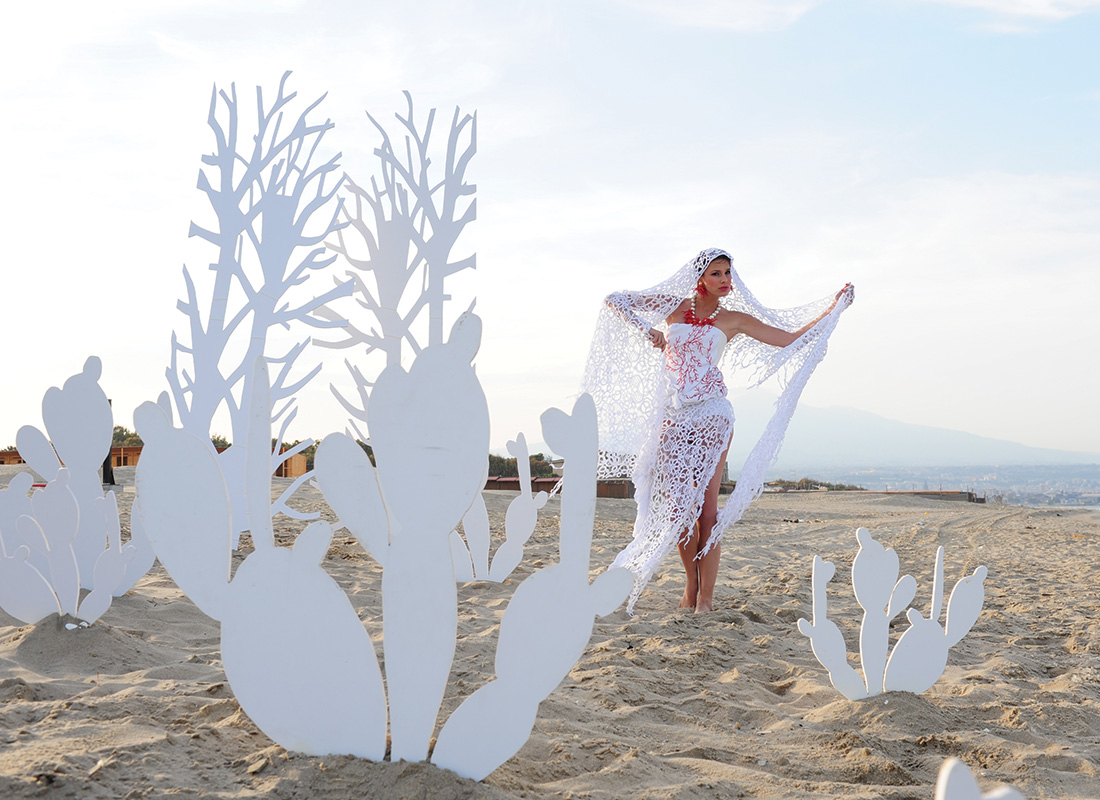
(2, 443), (309, 479)
(275, 452), (308, 479)
(0, 450), (25, 465)
(111, 445), (143, 467)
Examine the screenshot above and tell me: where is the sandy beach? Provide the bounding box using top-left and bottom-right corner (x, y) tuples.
(1, 470), (1097, 799)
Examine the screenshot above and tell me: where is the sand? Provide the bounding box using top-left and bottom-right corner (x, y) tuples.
(1, 470), (1097, 799)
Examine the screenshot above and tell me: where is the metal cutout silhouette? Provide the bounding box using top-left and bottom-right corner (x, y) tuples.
(166, 72), (351, 544)
(318, 94), (476, 440)
(136, 357), (386, 758)
(318, 94), (508, 580)
(137, 332), (630, 777)
(131, 80), (631, 779)
(798, 528), (987, 699)
(450, 432), (549, 583)
(935, 757), (1026, 800)
(0, 357), (146, 624)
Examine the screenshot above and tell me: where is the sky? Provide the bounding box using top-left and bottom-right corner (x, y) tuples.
(1, 0), (1098, 456)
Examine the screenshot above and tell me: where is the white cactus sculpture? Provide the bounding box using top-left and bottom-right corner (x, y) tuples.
(798, 527), (987, 699)
(318, 94), (476, 438)
(450, 432), (549, 584)
(0, 357), (146, 625)
(935, 757), (1026, 800)
(136, 323), (630, 779)
(136, 356), (387, 759)
(431, 395), (632, 780)
(133, 78), (627, 779)
(166, 72), (351, 542)
(318, 94), (515, 581)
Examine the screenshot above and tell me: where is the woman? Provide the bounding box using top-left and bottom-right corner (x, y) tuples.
(582, 248), (853, 614)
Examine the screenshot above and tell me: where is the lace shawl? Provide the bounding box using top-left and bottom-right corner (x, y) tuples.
(581, 248), (853, 557)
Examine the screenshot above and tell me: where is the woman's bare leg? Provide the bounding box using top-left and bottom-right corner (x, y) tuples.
(695, 434), (732, 613)
(677, 520), (700, 608)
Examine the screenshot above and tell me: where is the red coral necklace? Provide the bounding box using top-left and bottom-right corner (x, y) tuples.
(685, 293), (721, 326)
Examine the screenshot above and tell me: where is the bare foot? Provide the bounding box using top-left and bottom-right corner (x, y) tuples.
(679, 589), (697, 609)
(695, 600), (713, 613)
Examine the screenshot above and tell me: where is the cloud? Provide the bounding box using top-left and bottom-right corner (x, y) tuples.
(614, 0), (1100, 33)
(912, 0), (1100, 20)
(612, 0), (826, 31)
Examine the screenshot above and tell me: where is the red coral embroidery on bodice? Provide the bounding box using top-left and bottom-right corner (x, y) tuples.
(664, 323), (727, 406)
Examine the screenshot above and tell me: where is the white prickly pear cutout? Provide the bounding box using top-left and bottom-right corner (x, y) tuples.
(0, 358), (147, 625)
(77, 492), (137, 624)
(488, 433), (549, 582)
(801, 528), (986, 698)
(796, 556), (867, 700)
(136, 357), (387, 759)
(129, 79), (627, 781)
(372, 312), (489, 762)
(431, 394), (633, 780)
(851, 528), (914, 694)
(14, 356), (140, 593)
(0, 473), (59, 625)
(935, 757), (1027, 800)
(884, 546), (987, 694)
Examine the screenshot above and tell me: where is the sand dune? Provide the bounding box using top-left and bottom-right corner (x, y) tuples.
(1, 472), (1097, 799)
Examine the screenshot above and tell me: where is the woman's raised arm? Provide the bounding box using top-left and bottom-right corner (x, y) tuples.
(727, 283), (853, 348)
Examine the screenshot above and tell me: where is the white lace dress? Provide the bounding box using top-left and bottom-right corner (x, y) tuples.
(583, 249), (854, 615)
(610, 322), (735, 612)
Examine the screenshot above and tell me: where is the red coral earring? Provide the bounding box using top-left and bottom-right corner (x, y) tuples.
(696, 282), (708, 297)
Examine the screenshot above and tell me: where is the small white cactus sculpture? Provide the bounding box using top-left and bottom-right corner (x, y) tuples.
(0, 358), (149, 625)
(798, 527), (987, 699)
(935, 757), (1026, 800)
(450, 432), (549, 583)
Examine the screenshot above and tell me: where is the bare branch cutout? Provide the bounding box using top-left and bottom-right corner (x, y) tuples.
(168, 71), (351, 540)
(319, 94), (477, 430)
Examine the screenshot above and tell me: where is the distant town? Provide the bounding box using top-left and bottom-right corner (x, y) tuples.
(767, 464), (1100, 507)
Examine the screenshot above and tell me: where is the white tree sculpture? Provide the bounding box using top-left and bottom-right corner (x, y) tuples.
(167, 71), (351, 541)
(316, 93), (507, 581)
(134, 324), (632, 779)
(798, 527), (987, 699)
(0, 357), (148, 625)
(317, 93), (476, 439)
(935, 757), (1026, 800)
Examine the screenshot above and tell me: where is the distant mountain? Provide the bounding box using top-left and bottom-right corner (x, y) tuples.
(492, 397), (1099, 477)
(725, 394), (1100, 473)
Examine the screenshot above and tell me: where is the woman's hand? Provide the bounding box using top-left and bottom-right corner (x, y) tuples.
(647, 328), (666, 350)
(834, 282), (854, 306)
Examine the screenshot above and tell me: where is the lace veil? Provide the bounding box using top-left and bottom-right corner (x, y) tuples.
(581, 248), (853, 553)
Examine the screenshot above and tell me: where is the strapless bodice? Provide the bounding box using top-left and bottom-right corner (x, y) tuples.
(663, 323), (728, 407)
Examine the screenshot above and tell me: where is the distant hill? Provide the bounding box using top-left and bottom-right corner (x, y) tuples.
(725, 394), (1100, 473)
(494, 397), (1099, 477)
